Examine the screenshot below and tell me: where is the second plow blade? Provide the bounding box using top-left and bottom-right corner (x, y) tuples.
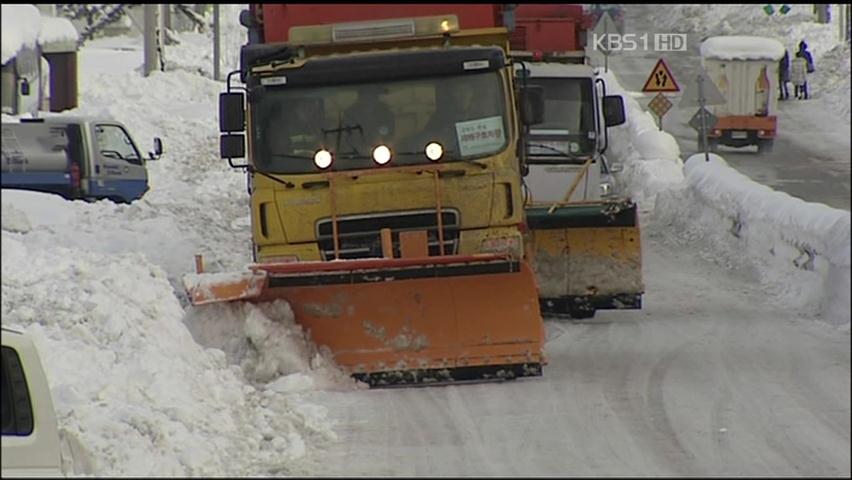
(254, 254), (546, 387)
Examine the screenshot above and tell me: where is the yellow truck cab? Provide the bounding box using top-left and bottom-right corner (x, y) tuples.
(1, 326), (61, 477)
(219, 14), (541, 265)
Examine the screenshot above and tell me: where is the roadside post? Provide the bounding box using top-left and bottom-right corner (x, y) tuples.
(590, 11), (619, 72)
(681, 68), (726, 161)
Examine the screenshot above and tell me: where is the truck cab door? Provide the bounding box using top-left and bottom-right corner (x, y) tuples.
(91, 123), (150, 202)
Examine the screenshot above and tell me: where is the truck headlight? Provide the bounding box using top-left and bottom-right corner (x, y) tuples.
(314, 149), (333, 169)
(372, 145), (392, 165)
(425, 142), (443, 161)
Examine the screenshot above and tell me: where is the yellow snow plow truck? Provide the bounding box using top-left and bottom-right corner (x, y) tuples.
(183, 5), (546, 386)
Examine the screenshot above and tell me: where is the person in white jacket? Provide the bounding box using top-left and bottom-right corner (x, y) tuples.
(790, 52), (809, 99)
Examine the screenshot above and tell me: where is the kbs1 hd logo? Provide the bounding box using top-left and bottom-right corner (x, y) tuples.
(592, 33), (688, 52)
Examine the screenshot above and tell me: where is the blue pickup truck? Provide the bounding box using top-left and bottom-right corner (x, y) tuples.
(1, 117), (162, 203)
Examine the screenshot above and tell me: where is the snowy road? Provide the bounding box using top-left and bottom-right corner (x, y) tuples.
(288, 231), (851, 476)
(603, 5), (851, 211)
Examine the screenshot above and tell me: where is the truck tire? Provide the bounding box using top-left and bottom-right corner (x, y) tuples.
(757, 139), (774, 154)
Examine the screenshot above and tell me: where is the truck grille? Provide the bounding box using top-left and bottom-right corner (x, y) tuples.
(316, 209), (460, 260)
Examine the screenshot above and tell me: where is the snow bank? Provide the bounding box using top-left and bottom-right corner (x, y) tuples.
(655, 155), (851, 327)
(1, 4), (41, 64)
(1, 230), (340, 476)
(700, 35), (785, 61)
(1, 15), (358, 474)
(602, 68), (850, 329)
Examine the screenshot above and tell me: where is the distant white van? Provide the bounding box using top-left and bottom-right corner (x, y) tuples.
(1, 326), (62, 477)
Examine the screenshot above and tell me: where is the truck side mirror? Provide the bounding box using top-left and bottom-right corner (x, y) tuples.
(520, 86), (545, 126)
(221, 134), (245, 159)
(219, 92), (246, 133)
(149, 137), (163, 160)
(603, 95), (626, 127)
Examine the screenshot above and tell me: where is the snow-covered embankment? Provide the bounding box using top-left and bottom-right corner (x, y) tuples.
(602, 71), (851, 329)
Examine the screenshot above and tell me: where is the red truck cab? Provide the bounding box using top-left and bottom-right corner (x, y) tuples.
(245, 4), (505, 44)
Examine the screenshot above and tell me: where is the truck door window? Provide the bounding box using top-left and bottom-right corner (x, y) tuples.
(95, 124), (143, 165)
(526, 77), (596, 157)
(1, 345), (34, 436)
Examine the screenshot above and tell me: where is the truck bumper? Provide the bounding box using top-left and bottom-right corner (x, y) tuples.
(709, 115), (776, 148)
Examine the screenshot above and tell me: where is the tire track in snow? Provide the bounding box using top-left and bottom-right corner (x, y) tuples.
(643, 338), (704, 477)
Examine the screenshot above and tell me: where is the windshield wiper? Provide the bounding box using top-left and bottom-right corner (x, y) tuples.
(325, 116), (365, 158)
(247, 164), (296, 188)
(322, 124), (363, 136)
(527, 142), (590, 162)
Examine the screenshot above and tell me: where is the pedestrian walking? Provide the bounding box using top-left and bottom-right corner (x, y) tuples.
(778, 49), (790, 100)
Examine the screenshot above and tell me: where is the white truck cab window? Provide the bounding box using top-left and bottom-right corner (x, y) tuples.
(1, 345), (34, 436)
(95, 124), (142, 165)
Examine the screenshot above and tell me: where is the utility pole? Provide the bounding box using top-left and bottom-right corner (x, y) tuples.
(213, 4), (221, 81)
(162, 4), (171, 30)
(158, 4), (166, 71)
(698, 74), (709, 162)
(143, 4), (159, 76)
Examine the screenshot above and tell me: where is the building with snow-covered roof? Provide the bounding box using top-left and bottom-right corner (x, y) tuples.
(1, 4), (79, 115)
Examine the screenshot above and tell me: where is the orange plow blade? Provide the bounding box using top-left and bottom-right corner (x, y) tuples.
(185, 254), (546, 386)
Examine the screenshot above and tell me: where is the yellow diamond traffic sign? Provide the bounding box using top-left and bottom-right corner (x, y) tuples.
(642, 58), (680, 93)
(647, 93), (673, 117)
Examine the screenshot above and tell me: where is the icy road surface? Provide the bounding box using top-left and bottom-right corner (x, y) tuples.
(285, 231), (851, 477)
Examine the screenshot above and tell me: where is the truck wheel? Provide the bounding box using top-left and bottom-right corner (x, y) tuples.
(757, 139), (774, 154)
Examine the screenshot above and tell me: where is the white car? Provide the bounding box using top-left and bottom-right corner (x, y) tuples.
(1, 326), (61, 477)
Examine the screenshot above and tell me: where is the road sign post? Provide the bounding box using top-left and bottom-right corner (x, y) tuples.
(647, 93), (673, 131)
(699, 74), (709, 161)
(681, 68), (726, 161)
(642, 58), (679, 131)
(590, 11), (619, 72)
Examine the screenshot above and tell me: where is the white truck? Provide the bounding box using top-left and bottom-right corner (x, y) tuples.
(699, 35), (785, 154)
(1, 326), (62, 477)
(1, 117), (163, 203)
(517, 62), (625, 204)
(515, 59), (644, 319)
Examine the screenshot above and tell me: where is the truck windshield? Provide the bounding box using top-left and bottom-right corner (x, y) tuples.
(525, 77), (596, 161)
(252, 71), (509, 173)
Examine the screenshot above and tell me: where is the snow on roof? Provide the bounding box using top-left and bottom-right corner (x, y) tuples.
(39, 16), (79, 52)
(700, 35), (786, 61)
(1, 4), (42, 65)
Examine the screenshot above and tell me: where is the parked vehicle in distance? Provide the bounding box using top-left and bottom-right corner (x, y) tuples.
(1, 116), (162, 203)
(1, 326), (62, 477)
(699, 35), (785, 154)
